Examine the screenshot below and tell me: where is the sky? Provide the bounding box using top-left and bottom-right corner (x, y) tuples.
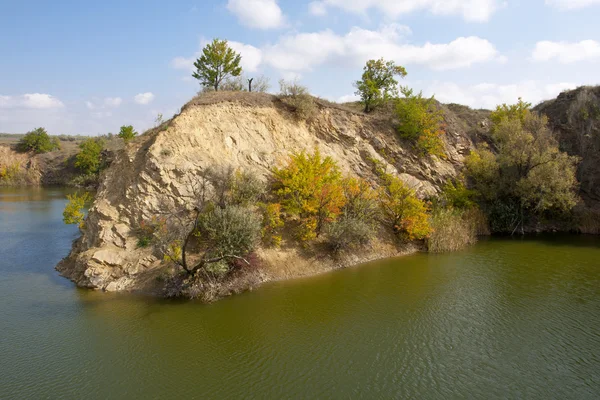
(1, 0), (599, 135)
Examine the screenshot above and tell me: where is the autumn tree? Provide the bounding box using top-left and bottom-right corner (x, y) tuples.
(355, 58), (407, 113)
(63, 192), (92, 228)
(118, 125), (137, 143)
(467, 105), (580, 233)
(377, 172), (431, 240)
(193, 39), (242, 92)
(273, 149), (345, 241)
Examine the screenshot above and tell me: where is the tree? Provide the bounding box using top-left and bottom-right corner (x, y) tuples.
(152, 168), (264, 277)
(118, 125), (137, 143)
(490, 98), (531, 131)
(63, 192), (92, 227)
(75, 138), (104, 175)
(467, 106), (580, 233)
(273, 149), (345, 240)
(17, 127), (60, 153)
(377, 172), (431, 240)
(396, 86), (445, 157)
(354, 58), (407, 113)
(193, 39), (243, 92)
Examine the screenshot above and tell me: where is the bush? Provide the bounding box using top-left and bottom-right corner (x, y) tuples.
(198, 205), (262, 267)
(75, 138), (105, 174)
(377, 172), (431, 240)
(326, 216), (374, 252)
(396, 87), (445, 157)
(439, 178), (477, 209)
(354, 58), (407, 113)
(260, 203), (284, 247)
(279, 79), (316, 120)
(63, 192), (92, 227)
(273, 149), (344, 241)
(17, 127), (60, 153)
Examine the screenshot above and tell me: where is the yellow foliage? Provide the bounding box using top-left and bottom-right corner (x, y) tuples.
(260, 203), (284, 247)
(63, 192), (92, 228)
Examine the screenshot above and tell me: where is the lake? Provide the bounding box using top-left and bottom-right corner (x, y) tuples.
(1, 187), (599, 399)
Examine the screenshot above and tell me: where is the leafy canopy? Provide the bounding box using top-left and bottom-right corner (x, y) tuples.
(273, 149), (345, 241)
(17, 127), (60, 153)
(467, 103), (580, 233)
(118, 125), (137, 143)
(354, 58), (407, 113)
(193, 39), (242, 91)
(75, 138), (104, 175)
(63, 192), (92, 227)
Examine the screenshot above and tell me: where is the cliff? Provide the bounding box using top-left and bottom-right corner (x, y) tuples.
(56, 92), (488, 294)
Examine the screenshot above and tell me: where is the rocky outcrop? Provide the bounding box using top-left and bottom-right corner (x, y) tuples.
(56, 92), (486, 293)
(535, 86), (600, 204)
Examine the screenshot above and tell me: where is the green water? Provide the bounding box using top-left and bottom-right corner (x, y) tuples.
(1, 188), (599, 399)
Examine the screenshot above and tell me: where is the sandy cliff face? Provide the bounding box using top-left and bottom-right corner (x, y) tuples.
(56, 93), (483, 292)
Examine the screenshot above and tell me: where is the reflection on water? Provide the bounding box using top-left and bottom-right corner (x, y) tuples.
(1, 188), (599, 399)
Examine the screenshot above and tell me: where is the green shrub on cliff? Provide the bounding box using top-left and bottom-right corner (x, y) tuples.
(354, 58), (407, 113)
(118, 125), (137, 143)
(75, 138), (105, 175)
(63, 192), (92, 227)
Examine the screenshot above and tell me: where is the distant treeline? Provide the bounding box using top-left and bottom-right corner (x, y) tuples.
(0, 133), (93, 142)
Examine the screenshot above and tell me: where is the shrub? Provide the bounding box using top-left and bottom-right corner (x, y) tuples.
(326, 216), (373, 252)
(377, 173), (431, 240)
(17, 127), (60, 153)
(439, 178), (477, 210)
(279, 79), (316, 120)
(63, 192), (92, 227)
(490, 98), (530, 131)
(118, 125), (137, 143)
(273, 149), (345, 240)
(197, 205), (262, 267)
(260, 203), (284, 247)
(341, 177), (379, 222)
(396, 87), (445, 157)
(75, 138), (105, 175)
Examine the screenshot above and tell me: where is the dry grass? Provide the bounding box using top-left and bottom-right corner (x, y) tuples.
(428, 207), (489, 253)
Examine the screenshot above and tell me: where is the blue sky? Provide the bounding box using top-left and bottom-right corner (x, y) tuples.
(1, 0), (599, 135)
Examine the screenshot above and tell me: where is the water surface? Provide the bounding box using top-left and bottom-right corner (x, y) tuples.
(1, 187), (599, 399)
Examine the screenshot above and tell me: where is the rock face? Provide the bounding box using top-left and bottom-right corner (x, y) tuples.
(56, 93), (485, 292)
(535, 86), (600, 205)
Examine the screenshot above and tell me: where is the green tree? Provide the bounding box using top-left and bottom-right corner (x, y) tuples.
(193, 39), (243, 91)
(17, 127), (60, 153)
(396, 87), (445, 157)
(75, 138), (105, 175)
(467, 107), (580, 233)
(354, 58), (407, 113)
(490, 98), (531, 131)
(118, 125), (137, 143)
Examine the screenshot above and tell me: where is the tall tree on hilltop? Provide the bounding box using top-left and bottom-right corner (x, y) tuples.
(354, 58), (407, 113)
(193, 39), (243, 92)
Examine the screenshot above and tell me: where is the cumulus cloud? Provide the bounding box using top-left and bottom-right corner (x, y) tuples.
(532, 40), (600, 63)
(422, 81), (578, 109)
(104, 97), (123, 107)
(227, 0), (285, 29)
(309, 0), (503, 22)
(134, 92), (155, 105)
(171, 41), (263, 74)
(263, 25), (501, 73)
(0, 93), (64, 109)
(545, 0), (600, 9)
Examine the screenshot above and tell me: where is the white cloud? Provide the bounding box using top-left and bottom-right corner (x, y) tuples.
(422, 81), (578, 109)
(85, 101), (95, 110)
(134, 92), (155, 105)
(310, 0), (503, 22)
(263, 25), (501, 73)
(171, 41), (263, 74)
(227, 0), (284, 30)
(104, 97), (123, 107)
(337, 94), (360, 103)
(0, 93), (64, 109)
(309, 1), (328, 15)
(545, 0), (600, 9)
(532, 40), (600, 63)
